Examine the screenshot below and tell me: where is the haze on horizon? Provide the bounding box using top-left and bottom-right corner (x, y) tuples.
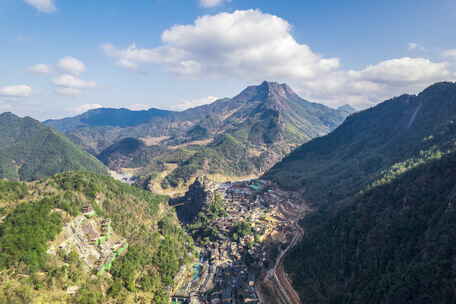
(1, 0), (456, 120)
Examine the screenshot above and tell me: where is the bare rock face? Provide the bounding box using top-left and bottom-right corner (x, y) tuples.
(172, 176), (216, 224)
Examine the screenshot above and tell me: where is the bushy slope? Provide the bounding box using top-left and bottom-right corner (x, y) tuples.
(0, 172), (195, 304)
(266, 82), (456, 205)
(0, 112), (108, 181)
(285, 151), (456, 304)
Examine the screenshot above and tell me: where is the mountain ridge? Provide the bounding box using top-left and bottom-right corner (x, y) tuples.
(44, 81), (354, 194)
(266, 81), (456, 205)
(0, 112), (108, 181)
(261, 81), (456, 303)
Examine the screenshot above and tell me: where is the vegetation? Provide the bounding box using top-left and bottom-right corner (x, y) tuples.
(0, 199), (62, 272)
(0, 112), (108, 181)
(0, 171), (196, 303)
(267, 82), (456, 206)
(187, 193), (228, 242)
(285, 151), (456, 304)
(267, 82), (456, 303)
(45, 82), (352, 192)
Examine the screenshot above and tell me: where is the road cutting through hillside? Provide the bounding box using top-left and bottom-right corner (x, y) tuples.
(258, 218), (304, 304)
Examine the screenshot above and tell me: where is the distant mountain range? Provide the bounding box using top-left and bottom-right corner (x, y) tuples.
(0, 112), (107, 181)
(264, 81), (456, 302)
(45, 81), (354, 194)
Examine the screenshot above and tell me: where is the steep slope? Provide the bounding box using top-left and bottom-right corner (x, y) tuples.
(285, 150), (456, 304)
(46, 81), (352, 194)
(266, 82), (456, 205)
(262, 81), (456, 303)
(0, 112), (108, 181)
(0, 172), (195, 303)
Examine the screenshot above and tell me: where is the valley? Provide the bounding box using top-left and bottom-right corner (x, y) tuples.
(46, 81), (353, 195)
(3, 0), (456, 303)
(170, 178), (308, 304)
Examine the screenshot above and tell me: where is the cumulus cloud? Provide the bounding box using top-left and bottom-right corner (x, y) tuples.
(0, 85), (32, 97)
(57, 57), (86, 75)
(199, 0), (229, 8)
(103, 9), (455, 108)
(103, 10), (339, 78)
(24, 0), (56, 13)
(70, 104), (103, 114)
(53, 74), (96, 89)
(349, 58), (450, 86)
(29, 64), (51, 74)
(170, 96), (219, 111)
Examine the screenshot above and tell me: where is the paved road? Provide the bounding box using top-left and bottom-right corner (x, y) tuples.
(262, 220), (303, 304)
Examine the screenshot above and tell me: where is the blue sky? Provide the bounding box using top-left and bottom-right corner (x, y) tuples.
(1, 0), (456, 120)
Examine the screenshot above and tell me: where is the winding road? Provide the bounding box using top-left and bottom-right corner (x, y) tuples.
(258, 219), (304, 304)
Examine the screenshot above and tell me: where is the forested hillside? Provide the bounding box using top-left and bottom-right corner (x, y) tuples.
(267, 82), (456, 205)
(0, 112), (108, 181)
(264, 81), (456, 303)
(285, 150), (456, 304)
(0, 172), (195, 303)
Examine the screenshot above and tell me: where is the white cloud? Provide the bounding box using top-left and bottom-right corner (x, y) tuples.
(29, 64), (51, 74)
(349, 58), (449, 86)
(24, 0), (56, 13)
(407, 42), (425, 51)
(103, 10), (455, 108)
(55, 87), (81, 96)
(199, 0), (229, 8)
(125, 104), (150, 111)
(443, 49), (456, 59)
(103, 10), (340, 79)
(57, 57), (86, 75)
(408, 43), (418, 50)
(53, 74), (96, 89)
(70, 104), (103, 114)
(170, 96), (219, 111)
(0, 85), (32, 97)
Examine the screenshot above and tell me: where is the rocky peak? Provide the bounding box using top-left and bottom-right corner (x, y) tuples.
(259, 81), (297, 99)
(234, 81), (299, 103)
(173, 176), (216, 224)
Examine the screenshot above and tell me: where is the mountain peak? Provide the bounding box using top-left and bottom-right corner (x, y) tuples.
(259, 81), (296, 97)
(418, 81), (456, 97)
(235, 81), (298, 102)
(0, 112), (19, 120)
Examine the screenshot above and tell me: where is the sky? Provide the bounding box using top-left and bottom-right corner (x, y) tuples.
(1, 0), (456, 120)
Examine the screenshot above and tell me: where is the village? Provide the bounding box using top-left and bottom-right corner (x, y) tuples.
(172, 179), (305, 304)
(47, 205), (128, 275)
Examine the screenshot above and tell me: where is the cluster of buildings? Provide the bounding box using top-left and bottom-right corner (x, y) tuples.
(173, 178), (301, 304)
(48, 205), (128, 274)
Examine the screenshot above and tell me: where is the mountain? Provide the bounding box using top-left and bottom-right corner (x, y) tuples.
(46, 81), (353, 194)
(263, 81), (456, 303)
(337, 104), (357, 115)
(45, 107), (173, 132)
(285, 149), (456, 304)
(266, 82), (456, 205)
(0, 172), (195, 303)
(0, 112), (108, 181)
